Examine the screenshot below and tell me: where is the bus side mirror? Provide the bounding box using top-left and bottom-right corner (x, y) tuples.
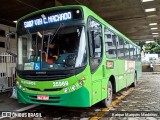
(6, 32), (17, 57)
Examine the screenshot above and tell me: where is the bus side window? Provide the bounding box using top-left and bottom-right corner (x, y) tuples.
(104, 28), (117, 59)
(129, 44), (134, 60)
(124, 41), (130, 59)
(133, 46), (137, 60)
(88, 18), (103, 72)
(117, 37), (125, 59)
(137, 48), (141, 61)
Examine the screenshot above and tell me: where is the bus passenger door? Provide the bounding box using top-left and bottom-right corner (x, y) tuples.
(88, 18), (104, 105)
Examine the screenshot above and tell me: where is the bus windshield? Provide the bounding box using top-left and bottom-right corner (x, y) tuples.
(17, 26), (87, 71)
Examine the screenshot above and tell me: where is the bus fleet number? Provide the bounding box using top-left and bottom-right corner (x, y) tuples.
(53, 81), (68, 87)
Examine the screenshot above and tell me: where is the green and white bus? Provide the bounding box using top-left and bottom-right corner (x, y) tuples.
(6, 5), (142, 107)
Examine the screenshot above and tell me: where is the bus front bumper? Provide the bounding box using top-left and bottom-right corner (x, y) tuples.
(17, 87), (90, 107)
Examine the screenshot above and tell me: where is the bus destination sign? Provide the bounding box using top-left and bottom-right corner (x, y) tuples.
(24, 12), (72, 28)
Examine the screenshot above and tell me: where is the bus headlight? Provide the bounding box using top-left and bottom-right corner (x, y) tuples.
(78, 76), (86, 86)
(19, 85), (22, 89)
(16, 81), (19, 85)
(72, 85), (77, 91)
(64, 88), (69, 93)
(22, 88), (26, 91)
(78, 80), (84, 86)
(81, 77), (86, 81)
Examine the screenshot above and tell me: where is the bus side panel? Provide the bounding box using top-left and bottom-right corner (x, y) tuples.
(125, 61), (136, 86)
(136, 61), (142, 80)
(90, 61), (104, 105)
(105, 59), (119, 92)
(101, 60), (113, 101)
(101, 59), (126, 101)
(116, 60), (126, 90)
(92, 81), (101, 105)
(126, 72), (134, 86)
(101, 77), (109, 100)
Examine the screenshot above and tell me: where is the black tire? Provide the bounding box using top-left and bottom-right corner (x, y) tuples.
(103, 81), (113, 107)
(131, 73), (137, 88)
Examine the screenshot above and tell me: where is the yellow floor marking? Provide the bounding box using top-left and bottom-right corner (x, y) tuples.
(90, 87), (134, 120)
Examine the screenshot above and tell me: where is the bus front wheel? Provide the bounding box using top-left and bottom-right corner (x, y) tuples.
(103, 81), (113, 107)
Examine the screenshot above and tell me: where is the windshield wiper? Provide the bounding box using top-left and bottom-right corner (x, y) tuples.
(26, 29), (32, 40)
(49, 23), (64, 44)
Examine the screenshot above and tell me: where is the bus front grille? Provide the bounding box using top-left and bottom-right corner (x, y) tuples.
(18, 74), (72, 81)
(26, 87), (63, 91)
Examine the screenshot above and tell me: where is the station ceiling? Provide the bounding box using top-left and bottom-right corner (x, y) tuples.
(0, 0), (160, 42)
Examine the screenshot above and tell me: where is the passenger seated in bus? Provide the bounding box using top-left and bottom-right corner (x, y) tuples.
(44, 43), (58, 64)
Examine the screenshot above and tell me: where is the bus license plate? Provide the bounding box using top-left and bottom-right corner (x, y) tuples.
(37, 95), (49, 100)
